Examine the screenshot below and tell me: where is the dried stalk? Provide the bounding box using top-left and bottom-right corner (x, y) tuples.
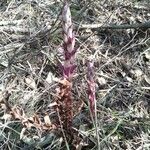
(56, 79), (73, 131)
(0, 26), (32, 33)
(79, 21), (150, 30)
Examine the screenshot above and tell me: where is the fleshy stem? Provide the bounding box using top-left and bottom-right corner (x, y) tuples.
(56, 1), (76, 132)
(87, 60), (100, 149)
(87, 61), (96, 115)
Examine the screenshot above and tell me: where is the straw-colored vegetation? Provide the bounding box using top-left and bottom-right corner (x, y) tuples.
(0, 0), (150, 149)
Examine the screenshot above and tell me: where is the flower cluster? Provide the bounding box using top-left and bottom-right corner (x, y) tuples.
(87, 61), (96, 115)
(61, 1), (76, 79)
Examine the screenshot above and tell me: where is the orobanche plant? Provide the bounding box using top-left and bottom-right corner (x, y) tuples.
(56, 1), (77, 131)
(56, 1), (96, 132)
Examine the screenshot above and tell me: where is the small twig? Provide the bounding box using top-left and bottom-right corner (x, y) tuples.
(79, 21), (150, 30)
(0, 20), (24, 26)
(0, 43), (24, 55)
(0, 26), (32, 34)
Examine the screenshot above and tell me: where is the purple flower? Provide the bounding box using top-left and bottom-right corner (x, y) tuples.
(61, 1), (76, 79)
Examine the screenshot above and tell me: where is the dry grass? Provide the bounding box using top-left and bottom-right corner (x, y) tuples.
(0, 0), (150, 149)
